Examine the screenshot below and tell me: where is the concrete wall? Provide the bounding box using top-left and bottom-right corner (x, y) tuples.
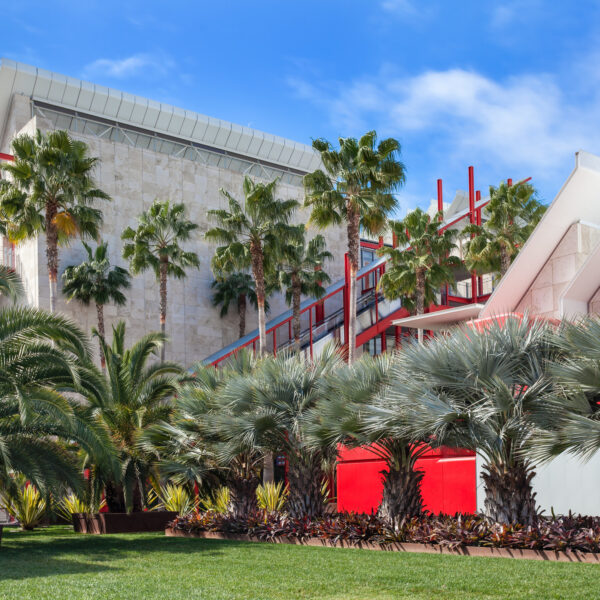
(3, 95), (347, 366)
(515, 222), (600, 319)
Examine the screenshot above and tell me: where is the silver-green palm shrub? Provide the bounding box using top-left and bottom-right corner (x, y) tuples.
(309, 352), (429, 527)
(144, 351), (264, 518)
(213, 345), (343, 518)
(528, 318), (600, 463)
(378, 316), (559, 526)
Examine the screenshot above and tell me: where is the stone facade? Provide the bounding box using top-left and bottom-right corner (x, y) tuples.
(1, 95), (347, 366)
(515, 222), (600, 319)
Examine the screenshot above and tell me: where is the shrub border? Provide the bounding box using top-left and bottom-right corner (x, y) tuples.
(165, 527), (600, 563)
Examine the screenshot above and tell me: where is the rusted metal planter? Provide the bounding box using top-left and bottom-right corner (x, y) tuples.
(164, 528), (600, 563)
(73, 512), (177, 534)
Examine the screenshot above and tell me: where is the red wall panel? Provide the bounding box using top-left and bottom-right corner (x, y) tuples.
(336, 447), (476, 515)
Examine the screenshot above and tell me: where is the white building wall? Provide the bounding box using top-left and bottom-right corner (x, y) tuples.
(2, 95), (347, 366)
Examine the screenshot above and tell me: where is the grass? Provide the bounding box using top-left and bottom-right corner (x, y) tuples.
(0, 526), (599, 599)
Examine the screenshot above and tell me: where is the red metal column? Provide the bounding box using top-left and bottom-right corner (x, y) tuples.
(437, 178), (443, 217)
(468, 166), (477, 303)
(343, 253), (350, 349)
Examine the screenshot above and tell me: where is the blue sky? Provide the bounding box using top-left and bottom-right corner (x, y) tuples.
(3, 0), (600, 215)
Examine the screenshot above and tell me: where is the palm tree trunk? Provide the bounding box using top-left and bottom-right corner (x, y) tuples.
(286, 454), (327, 518)
(378, 462), (425, 529)
(250, 241), (267, 355)
(238, 293), (247, 338)
(292, 274), (302, 351)
(481, 461), (538, 526)
(227, 473), (259, 518)
(96, 302), (106, 370)
(499, 245), (511, 276)
(159, 258), (168, 362)
(45, 203), (59, 313)
(347, 205), (360, 364)
(416, 268), (425, 343)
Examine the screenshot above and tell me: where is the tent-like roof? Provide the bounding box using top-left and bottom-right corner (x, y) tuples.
(0, 59), (320, 174)
(481, 151), (600, 318)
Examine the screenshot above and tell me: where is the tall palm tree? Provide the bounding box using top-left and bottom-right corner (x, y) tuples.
(62, 241), (131, 368)
(527, 318), (600, 464)
(206, 176), (299, 355)
(0, 130), (109, 312)
(122, 200), (199, 362)
(308, 352), (429, 527)
(81, 322), (183, 513)
(277, 228), (332, 350)
(465, 180), (545, 278)
(0, 307), (115, 496)
(144, 351), (264, 517)
(378, 207), (460, 342)
(382, 316), (558, 525)
(211, 271), (262, 339)
(214, 345), (343, 517)
(304, 131), (405, 363)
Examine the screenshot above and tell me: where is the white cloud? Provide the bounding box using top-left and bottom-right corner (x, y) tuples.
(289, 64), (600, 184)
(380, 0), (418, 15)
(82, 53), (172, 80)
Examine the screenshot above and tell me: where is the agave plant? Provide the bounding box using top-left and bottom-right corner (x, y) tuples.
(256, 481), (288, 513)
(55, 492), (107, 521)
(200, 486), (231, 514)
(1, 484), (47, 530)
(149, 483), (197, 517)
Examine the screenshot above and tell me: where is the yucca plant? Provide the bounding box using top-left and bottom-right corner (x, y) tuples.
(149, 483), (197, 517)
(200, 486), (230, 514)
(1, 484), (47, 530)
(256, 481), (288, 513)
(55, 492), (106, 521)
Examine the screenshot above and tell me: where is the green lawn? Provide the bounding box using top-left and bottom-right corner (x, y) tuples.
(0, 526), (598, 599)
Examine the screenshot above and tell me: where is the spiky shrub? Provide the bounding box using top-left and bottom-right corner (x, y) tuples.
(389, 315), (560, 526)
(1, 485), (47, 530)
(55, 493), (107, 521)
(200, 487), (231, 514)
(256, 481), (288, 513)
(149, 483), (196, 517)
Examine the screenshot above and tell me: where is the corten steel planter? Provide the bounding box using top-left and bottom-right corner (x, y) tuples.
(73, 512), (177, 534)
(164, 528), (600, 563)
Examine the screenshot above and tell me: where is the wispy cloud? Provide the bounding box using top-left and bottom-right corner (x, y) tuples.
(380, 0), (418, 15)
(288, 62), (600, 195)
(82, 53), (173, 80)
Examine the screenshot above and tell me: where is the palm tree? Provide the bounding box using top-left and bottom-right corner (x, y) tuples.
(122, 200), (199, 362)
(527, 318), (600, 464)
(0, 130), (109, 312)
(465, 180), (545, 278)
(0, 265), (24, 303)
(144, 351), (264, 517)
(214, 345), (343, 517)
(277, 228), (332, 350)
(382, 316), (558, 525)
(378, 207), (460, 342)
(62, 241), (131, 368)
(206, 176), (299, 355)
(0, 307), (115, 497)
(81, 322), (183, 513)
(304, 131), (405, 363)
(308, 352), (428, 527)
(211, 272), (262, 339)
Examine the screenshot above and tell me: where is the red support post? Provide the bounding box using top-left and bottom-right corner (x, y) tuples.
(437, 178), (443, 218)
(468, 166), (477, 303)
(507, 178), (513, 187)
(343, 253), (350, 349)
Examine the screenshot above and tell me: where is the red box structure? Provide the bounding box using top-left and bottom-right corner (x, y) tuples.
(336, 445), (476, 514)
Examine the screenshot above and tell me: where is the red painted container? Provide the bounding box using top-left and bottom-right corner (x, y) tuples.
(336, 445), (476, 515)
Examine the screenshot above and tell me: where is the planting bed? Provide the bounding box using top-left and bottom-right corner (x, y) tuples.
(166, 511), (600, 560)
(73, 511), (177, 534)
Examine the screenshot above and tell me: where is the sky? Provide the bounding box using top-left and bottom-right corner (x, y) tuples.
(2, 0), (600, 216)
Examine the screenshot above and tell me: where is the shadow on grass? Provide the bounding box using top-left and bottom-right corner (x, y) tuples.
(0, 526), (271, 581)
